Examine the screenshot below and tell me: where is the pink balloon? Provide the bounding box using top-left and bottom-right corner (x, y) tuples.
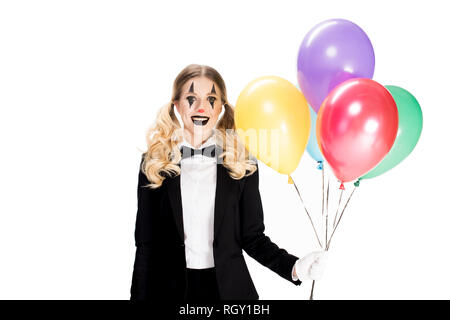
(317, 78), (398, 184)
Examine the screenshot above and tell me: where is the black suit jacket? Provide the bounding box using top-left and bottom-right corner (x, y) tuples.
(130, 152), (302, 301)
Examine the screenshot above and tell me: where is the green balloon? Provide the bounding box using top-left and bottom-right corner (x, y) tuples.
(361, 85), (423, 180)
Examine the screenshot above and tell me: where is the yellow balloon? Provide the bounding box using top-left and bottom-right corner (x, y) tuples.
(235, 76), (311, 177)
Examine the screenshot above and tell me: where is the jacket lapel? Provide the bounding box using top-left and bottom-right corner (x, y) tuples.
(213, 163), (227, 242)
(165, 164), (184, 242)
(165, 161), (228, 243)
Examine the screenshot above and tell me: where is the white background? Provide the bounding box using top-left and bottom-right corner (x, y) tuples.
(1, 0), (449, 300)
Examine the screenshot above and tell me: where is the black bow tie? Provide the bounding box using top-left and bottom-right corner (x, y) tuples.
(180, 144), (216, 159)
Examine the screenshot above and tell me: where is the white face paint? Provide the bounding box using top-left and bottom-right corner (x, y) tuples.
(174, 76), (223, 148)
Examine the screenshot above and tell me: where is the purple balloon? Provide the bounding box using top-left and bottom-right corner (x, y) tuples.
(297, 19), (375, 113)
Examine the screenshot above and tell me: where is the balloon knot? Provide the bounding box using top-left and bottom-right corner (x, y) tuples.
(288, 175), (293, 184)
(339, 182), (345, 190)
(354, 179), (361, 187)
(317, 161), (323, 170)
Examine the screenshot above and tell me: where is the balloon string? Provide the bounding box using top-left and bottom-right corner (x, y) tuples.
(291, 175), (323, 249)
(312, 164), (327, 301)
(333, 188), (344, 229)
(322, 163), (327, 251)
(312, 178), (359, 299)
(325, 177), (330, 246)
(310, 280), (315, 300)
(321, 163), (325, 217)
(326, 185), (358, 250)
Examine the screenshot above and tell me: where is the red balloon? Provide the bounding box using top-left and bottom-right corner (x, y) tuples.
(317, 78), (398, 184)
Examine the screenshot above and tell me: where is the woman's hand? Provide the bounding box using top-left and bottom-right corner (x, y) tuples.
(294, 251), (328, 281)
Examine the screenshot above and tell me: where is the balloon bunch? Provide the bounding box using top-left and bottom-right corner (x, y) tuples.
(235, 18), (423, 300)
(298, 19), (423, 299)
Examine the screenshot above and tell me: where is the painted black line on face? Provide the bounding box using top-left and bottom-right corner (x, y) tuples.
(187, 81), (195, 107)
(208, 84), (216, 109)
(187, 96), (195, 107)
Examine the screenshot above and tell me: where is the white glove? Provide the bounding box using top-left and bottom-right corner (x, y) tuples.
(293, 251), (328, 281)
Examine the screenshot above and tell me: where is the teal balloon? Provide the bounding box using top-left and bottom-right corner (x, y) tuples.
(306, 105), (324, 162)
(295, 83), (324, 164)
(361, 85), (423, 180)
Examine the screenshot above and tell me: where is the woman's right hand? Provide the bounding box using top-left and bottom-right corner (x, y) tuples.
(294, 251), (328, 281)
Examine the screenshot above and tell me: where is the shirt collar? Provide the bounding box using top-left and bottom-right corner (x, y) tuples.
(177, 129), (217, 150)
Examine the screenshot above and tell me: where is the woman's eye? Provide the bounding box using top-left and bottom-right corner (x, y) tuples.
(186, 96), (195, 107)
(208, 97), (216, 107)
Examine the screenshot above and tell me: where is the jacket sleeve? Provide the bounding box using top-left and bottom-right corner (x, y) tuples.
(130, 153), (160, 300)
(239, 162), (302, 286)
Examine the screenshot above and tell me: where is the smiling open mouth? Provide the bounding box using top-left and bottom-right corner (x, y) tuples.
(191, 116), (210, 126)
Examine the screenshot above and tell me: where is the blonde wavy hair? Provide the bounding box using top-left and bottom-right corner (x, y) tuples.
(141, 64), (257, 189)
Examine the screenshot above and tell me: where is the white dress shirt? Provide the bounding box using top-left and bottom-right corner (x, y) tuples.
(177, 132), (217, 269)
(176, 130), (300, 280)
